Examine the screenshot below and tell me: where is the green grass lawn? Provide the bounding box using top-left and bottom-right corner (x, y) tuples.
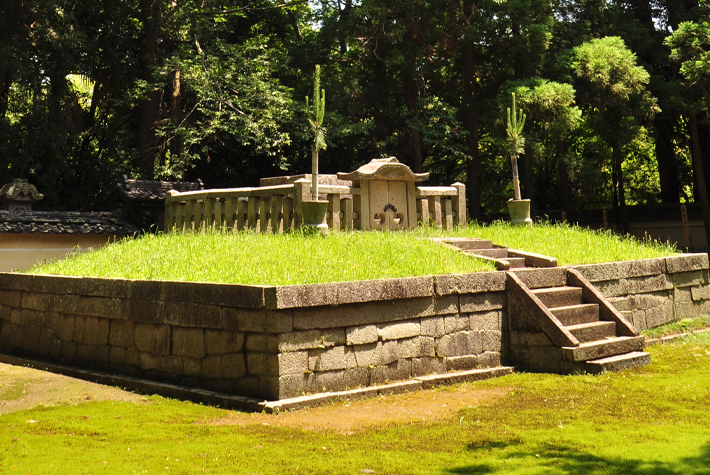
(26, 223), (678, 285)
(1, 333), (708, 474)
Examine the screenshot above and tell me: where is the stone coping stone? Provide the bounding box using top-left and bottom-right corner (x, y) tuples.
(434, 272), (505, 296)
(666, 254), (709, 273)
(417, 366), (514, 389)
(265, 276), (434, 309)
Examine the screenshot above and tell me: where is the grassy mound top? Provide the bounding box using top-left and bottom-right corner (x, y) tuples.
(27, 223), (678, 286)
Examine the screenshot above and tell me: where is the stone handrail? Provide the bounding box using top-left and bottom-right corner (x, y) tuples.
(164, 179), (360, 233)
(415, 183), (466, 229)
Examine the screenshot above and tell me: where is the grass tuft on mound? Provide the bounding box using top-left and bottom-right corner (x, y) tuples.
(26, 222), (678, 285)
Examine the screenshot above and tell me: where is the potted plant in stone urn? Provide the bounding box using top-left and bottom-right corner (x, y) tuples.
(505, 93), (533, 227)
(301, 64), (329, 234)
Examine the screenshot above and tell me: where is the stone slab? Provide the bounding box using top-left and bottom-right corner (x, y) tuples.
(265, 276), (434, 309)
(434, 272), (506, 296)
(509, 268), (567, 289)
(666, 254), (709, 274)
(417, 366), (514, 389)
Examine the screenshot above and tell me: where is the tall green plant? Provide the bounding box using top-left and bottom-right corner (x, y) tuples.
(506, 93), (526, 201)
(306, 65), (326, 199)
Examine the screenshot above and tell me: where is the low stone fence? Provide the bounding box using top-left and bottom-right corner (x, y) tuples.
(0, 253), (708, 401)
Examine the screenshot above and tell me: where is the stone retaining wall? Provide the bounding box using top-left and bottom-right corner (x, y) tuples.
(0, 253), (708, 401)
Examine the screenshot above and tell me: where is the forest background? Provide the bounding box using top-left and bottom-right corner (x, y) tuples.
(2, 0), (710, 235)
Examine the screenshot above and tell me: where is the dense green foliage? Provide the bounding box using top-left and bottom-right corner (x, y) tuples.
(27, 223), (676, 283)
(2, 0), (710, 226)
(1, 335), (709, 474)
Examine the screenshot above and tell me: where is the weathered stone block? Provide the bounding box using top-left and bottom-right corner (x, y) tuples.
(72, 316), (86, 344)
(83, 317), (108, 346)
(634, 292), (671, 310)
(309, 346), (347, 372)
(62, 341), (77, 360)
(76, 344), (98, 363)
(222, 353), (247, 379)
(0, 290), (22, 308)
(619, 258), (665, 278)
(434, 295), (459, 315)
(276, 329), (321, 352)
(48, 338), (63, 359)
(631, 310), (647, 331)
(292, 297), (435, 331)
(75, 296), (124, 319)
(204, 329), (244, 355)
(666, 254), (709, 273)
(512, 268), (567, 288)
(478, 352), (501, 368)
(278, 350), (309, 374)
(469, 310), (501, 332)
(163, 301), (222, 329)
(37, 328), (53, 355)
(9, 309), (21, 325)
(443, 315), (469, 334)
(398, 336), (436, 358)
(245, 333), (278, 353)
(482, 331), (502, 352)
(608, 296), (634, 312)
(691, 284), (710, 301)
(436, 331), (483, 357)
(266, 276), (434, 309)
(223, 308), (292, 333)
(509, 332), (552, 347)
(672, 270), (706, 288)
(125, 345), (141, 367)
(134, 323), (156, 353)
(126, 299), (162, 324)
(183, 356), (202, 377)
(346, 325), (378, 345)
(645, 305), (671, 329)
(624, 274), (673, 294)
(237, 376), (261, 398)
(20, 325), (41, 353)
(370, 360), (411, 385)
(674, 300), (705, 320)
(572, 262), (620, 282)
(20, 309), (45, 328)
(0, 273), (33, 292)
(109, 346), (127, 366)
(21, 292), (79, 314)
(445, 355), (479, 371)
(434, 272), (506, 295)
(172, 327), (205, 359)
(109, 319), (134, 347)
(201, 355), (223, 379)
(459, 292), (506, 313)
(320, 328), (346, 347)
(673, 287), (692, 303)
(377, 320), (420, 341)
(343, 367), (369, 389)
(353, 341), (397, 367)
(594, 279), (625, 298)
(420, 317), (445, 338)
(140, 353), (183, 374)
(412, 356), (446, 376)
(247, 352), (278, 376)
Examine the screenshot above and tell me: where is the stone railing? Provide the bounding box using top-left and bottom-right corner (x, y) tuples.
(165, 180), (466, 232)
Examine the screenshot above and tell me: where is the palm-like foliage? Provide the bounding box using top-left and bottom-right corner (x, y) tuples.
(506, 93), (526, 201)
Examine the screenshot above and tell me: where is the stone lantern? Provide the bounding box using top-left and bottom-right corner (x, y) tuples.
(0, 179), (44, 211)
(337, 157), (429, 230)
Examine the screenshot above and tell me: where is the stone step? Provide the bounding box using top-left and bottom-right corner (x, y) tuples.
(442, 238), (493, 250)
(472, 248), (509, 258)
(532, 286), (583, 308)
(503, 257), (527, 268)
(566, 321), (617, 343)
(550, 303), (600, 326)
(509, 268), (567, 289)
(561, 336), (645, 362)
(585, 351), (651, 374)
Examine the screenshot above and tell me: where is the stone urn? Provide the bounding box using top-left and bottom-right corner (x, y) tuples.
(300, 199), (329, 235)
(507, 198), (533, 227)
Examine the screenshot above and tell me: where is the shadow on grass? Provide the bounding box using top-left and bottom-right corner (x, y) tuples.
(447, 443), (710, 474)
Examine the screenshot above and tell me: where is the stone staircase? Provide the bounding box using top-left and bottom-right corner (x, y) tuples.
(436, 237), (557, 270)
(508, 268), (651, 374)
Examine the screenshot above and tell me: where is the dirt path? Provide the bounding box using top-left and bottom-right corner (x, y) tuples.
(0, 362), (509, 431)
(0, 362), (143, 415)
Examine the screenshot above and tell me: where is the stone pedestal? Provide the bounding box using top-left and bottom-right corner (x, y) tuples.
(301, 199), (329, 235)
(507, 199), (533, 227)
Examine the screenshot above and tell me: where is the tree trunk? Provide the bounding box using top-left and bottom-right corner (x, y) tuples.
(0, 67), (10, 120)
(169, 68), (183, 157)
(653, 117), (680, 204)
(521, 145), (534, 211)
(463, 40), (481, 221)
(405, 52), (422, 173)
(557, 137), (572, 215)
(137, 0), (163, 178)
(612, 143), (630, 234)
(689, 112), (710, 247)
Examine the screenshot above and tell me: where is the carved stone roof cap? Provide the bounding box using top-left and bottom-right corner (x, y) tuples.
(111, 175), (204, 203)
(0, 179), (44, 202)
(0, 210), (139, 235)
(337, 157), (429, 182)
